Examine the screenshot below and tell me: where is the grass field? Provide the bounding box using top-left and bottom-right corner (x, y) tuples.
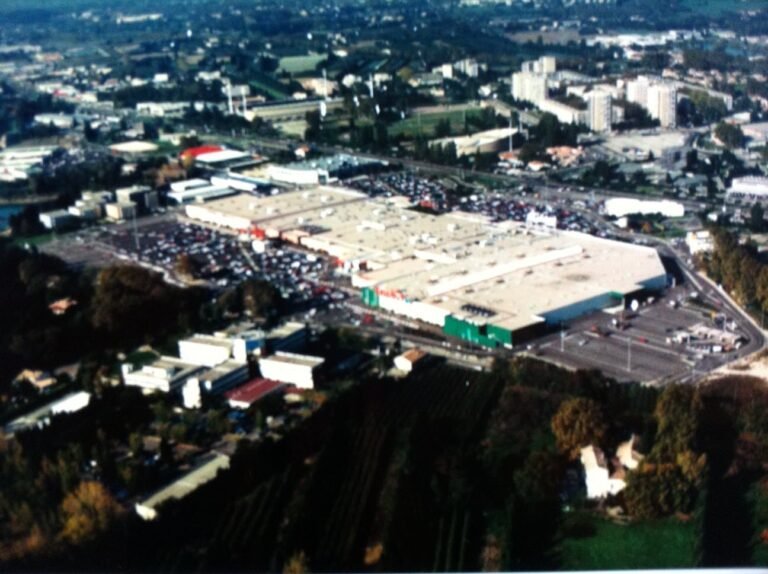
(389, 110), (483, 139)
(249, 78), (291, 100)
(560, 515), (697, 570)
(278, 55), (327, 75)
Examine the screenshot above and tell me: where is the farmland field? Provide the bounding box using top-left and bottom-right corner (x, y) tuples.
(102, 363), (506, 572)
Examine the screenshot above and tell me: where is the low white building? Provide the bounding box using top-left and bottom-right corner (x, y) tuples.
(603, 198), (685, 218)
(685, 230), (713, 255)
(105, 202), (137, 221)
(727, 176), (768, 203)
(50, 391), (91, 415)
(122, 357), (205, 394)
(258, 352), (324, 389)
(393, 349), (427, 373)
(135, 454), (230, 521)
(39, 209), (75, 230)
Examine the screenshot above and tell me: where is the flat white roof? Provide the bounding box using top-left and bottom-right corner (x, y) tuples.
(195, 150), (252, 164)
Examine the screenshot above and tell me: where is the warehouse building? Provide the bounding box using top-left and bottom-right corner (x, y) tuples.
(188, 188), (668, 349)
(135, 454), (230, 521)
(727, 176), (768, 203)
(258, 352), (324, 389)
(225, 378), (285, 410)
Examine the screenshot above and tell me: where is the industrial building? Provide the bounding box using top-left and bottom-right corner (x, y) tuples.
(225, 378), (286, 410)
(727, 176), (768, 203)
(258, 352), (325, 389)
(39, 209), (76, 230)
(430, 127), (517, 158)
(135, 454), (230, 521)
(122, 357), (205, 394)
(603, 198), (685, 218)
(188, 188), (668, 349)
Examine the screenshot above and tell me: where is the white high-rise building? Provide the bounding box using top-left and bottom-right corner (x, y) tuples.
(626, 76), (650, 108)
(586, 91), (612, 133)
(539, 55), (557, 74)
(647, 84), (677, 128)
(521, 56), (557, 75)
(512, 72), (548, 105)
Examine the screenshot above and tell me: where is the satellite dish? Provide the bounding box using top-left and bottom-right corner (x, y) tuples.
(319, 101), (327, 118)
(353, 96), (359, 107)
(375, 104), (380, 115)
(630, 299), (639, 312)
(187, 29), (192, 38)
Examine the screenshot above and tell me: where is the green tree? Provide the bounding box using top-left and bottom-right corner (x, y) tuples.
(551, 398), (607, 459)
(715, 122), (745, 149)
(751, 203), (766, 233)
(651, 384), (702, 461)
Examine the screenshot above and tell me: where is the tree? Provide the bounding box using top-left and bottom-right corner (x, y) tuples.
(60, 481), (122, 545)
(284, 550), (310, 574)
(241, 279), (282, 320)
(175, 253), (198, 278)
(651, 384), (702, 461)
(434, 117), (451, 138)
(551, 398), (607, 459)
(751, 202), (766, 233)
(714, 122), (745, 149)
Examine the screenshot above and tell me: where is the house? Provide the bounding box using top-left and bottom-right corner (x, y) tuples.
(616, 435), (644, 470)
(393, 349), (427, 373)
(580, 445), (628, 499)
(580, 436), (645, 499)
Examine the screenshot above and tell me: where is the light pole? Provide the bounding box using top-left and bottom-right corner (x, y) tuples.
(560, 329), (565, 353)
(627, 337), (632, 372)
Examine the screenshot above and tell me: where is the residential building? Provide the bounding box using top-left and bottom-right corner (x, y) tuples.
(586, 91), (612, 133)
(626, 76), (651, 108)
(511, 72), (547, 105)
(580, 445), (627, 499)
(647, 84), (677, 128)
(538, 99), (587, 125)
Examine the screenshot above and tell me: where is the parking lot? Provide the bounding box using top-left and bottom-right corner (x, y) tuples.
(533, 286), (748, 384)
(346, 172), (599, 234)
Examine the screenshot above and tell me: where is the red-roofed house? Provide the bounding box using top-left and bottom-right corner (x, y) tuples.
(225, 378), (285, 410)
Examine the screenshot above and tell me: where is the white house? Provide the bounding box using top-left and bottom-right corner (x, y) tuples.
(580, 445), (627, 499)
